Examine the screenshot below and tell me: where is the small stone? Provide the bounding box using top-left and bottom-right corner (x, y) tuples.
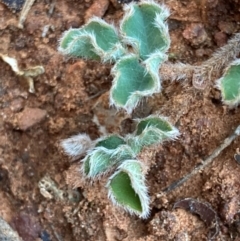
(10, 98), (24, 112)
(42, 38), (49, 44)
(234, 154), (240, 165)
(0, 217), (22, 241)
(66, 20), (81, 29)
(214, 31), (227, 47)
(182, 23), (208, 46)
(84, 0), (109, 22)
(218, 21), (235, 34)
(195, 48), (212, 58)
(16, 107), (47, 131)
(15, 36), (27, 51)
(40, 231), (50, 241)
(208, 0), (218, 8)
(11, 211), (41, 241)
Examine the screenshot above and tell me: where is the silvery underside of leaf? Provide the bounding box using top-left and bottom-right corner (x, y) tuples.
(61, 133), (93, 160)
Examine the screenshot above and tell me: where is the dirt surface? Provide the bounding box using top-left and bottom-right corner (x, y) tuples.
(0, 0), (240, 240)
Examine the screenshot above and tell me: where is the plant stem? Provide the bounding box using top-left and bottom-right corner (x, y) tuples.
(160, 33), (240, 89)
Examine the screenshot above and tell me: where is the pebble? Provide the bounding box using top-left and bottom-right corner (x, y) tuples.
(234, 148), (240, 165)
(11, 211), (41, 241)
(16, 107), (47, 131)
(0, 217), (23, 241)
(40, 231), (51, 241)
(195, 48), (213, 58)
(15, 36), (27, 51)
(208, 0), (218, 8)
(84, 0), (109, 22)
(218, 21), (235, 34)
(182, 23), (208, 46)
(10, 98), (24, 112)
(214, 31), (227, 47)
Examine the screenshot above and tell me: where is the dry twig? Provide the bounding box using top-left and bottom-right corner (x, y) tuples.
(157, 125), (240, 197)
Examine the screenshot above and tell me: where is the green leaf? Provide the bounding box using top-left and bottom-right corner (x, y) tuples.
(82, 137), (130, 177)
(109, 171), (142, 212)
(82, 148), (113, 177)
(216, 59), (240, 106)
(84, 19), (120, 53)
(111, 55), (155, 104)
(136, 116), (173, 135)
(59, 17), (126, 62)
(107, 160), (150, 218)
(59, 30), (101, 60)
(111, 144), (136, 161)
(120, 1), (170, 60)
(59, 29), (82, 50)
(96, 135), (126, 149)
(110, 54), (164, 113)
(83, 156), (91, 175)
(128, 116), (179, 153)
(82, 136), (134, 178)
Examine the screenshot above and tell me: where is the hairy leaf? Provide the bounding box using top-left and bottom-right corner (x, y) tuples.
(128, 116), (179, 153)
(120, 1), (170, 59)
(96, 135), (126, 149)
(59, 18), (125, 62)
(82, 148), (113, 177)
(108, 160), (149, 218)
(216, 59), (240, 106)
(110, 171), (142, 211)
(110, 54), (164, 113)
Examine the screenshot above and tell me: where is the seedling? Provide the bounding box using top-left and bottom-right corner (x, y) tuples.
(58, 0), (179, 219)
(62, 116), (179, 218)
(58, 0), (240, 219)
(59, 0), (170, 113)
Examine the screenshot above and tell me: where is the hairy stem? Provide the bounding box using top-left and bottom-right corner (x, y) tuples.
(160, 33), (240, 89)
(160, 62), (194, 82)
